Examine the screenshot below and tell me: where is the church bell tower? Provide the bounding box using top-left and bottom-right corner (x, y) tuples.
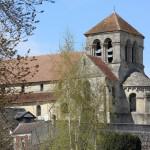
(84, 12), (144, 81)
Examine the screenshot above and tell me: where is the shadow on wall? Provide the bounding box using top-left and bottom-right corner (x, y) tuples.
(110, 83), (134, 124)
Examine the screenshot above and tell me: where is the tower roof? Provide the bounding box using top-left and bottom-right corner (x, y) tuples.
(84, 12), (144, 37)
(123, 72), (150, 87)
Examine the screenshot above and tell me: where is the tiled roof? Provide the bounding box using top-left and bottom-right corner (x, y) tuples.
(15, 111), (36, 120)
(24, 53), (82, 83)
(123, 72), (150, 87)
(85, 12), (143, 37)
(87, 55), (118, 81)
(12, 121), (45, 135)
(0, 52), (82, 84)
(10, 92), (55, 104)
(2, 52), (117, 86)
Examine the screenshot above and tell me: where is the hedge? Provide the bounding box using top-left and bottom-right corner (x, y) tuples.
(99, 132), (141, 150)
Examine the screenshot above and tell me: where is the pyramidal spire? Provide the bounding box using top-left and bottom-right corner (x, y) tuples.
(84, 12), (144, 38)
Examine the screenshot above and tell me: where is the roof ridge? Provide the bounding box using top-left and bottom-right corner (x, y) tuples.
(123, 71), (150, 87)
(86, 55), (118, 81)
(113, 12), (121, 30)
(84, 12), (143, 37)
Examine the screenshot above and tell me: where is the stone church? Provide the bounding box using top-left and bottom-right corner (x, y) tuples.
(8, 12), (150, 127)
(84, 12), (150, 125)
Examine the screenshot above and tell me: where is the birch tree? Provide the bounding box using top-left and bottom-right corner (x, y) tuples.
(43, 32), (109, 150)
(54, 54), (108, 150)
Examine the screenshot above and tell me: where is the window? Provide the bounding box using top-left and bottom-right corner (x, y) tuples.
(145, 92), (150, 100)
(52, 114), (56, 120)
(125, 40), (131, 62)
(1, 86), (5, 93)
(129, 93), (136, 112)
(92, 39), (102, 56)
(83, 80), (91, 101)
(111, 87), (115, 104)
(40, 84), (44, 91)
(125, 44), (128, 62)
(52, 114), (56, 125)
(145, 93), (150, 113)
(36, 105), (41, 116)
(20, 138), (25, 150)
(104, 38), (113, 63)
(112, 87), (115, 97)
(132, 42), (137, 63)
(21, 85), (25, 93)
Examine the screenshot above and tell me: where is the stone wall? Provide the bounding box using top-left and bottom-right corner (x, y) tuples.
(85, 31), (144, 82)
(109, 123), (150, 150)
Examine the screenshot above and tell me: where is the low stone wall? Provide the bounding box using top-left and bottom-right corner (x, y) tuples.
(108, 124), (150, 150)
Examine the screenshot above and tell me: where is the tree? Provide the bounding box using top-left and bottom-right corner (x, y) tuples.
(54, 53), (108, 150)
(100, 132), (141, 150)
(42, 32), (110, 150)
(0, 0), (55, 97)
(59, 29), (75, 52)
(0, 0), (55, 149)
(0, 0), (55, 57)
(41, 31), (143, 150)
(0, 112), (13, 149)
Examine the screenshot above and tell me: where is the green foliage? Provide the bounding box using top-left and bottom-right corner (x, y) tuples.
(45, 33), (109, 150)
(48, 121), (70, 150)
(52, 51), (108, 149)
(99, 132), (141, 150)
(0, 113), (13, 149)
(41, 121), (75, 150)
(60, 103), (69, 113)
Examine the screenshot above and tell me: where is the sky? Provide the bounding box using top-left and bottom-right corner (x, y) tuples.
(18, 0), (150, 75)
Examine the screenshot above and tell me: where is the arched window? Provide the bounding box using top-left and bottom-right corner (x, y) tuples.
(104, 38), (113, 63)
(92, 39), (101, 56)
(36, 105), (41, 116)
(83, 80), (91, 101)
(40, 83), (44, 91)
(52, 114), (56, 120)
(52, 114), (56, 126)
(125, 40), (131, 62)
(129, 93), (136, 112)
(132, 42), (137, 63)
(21, 85), (25, 93)
(21, 138), (25, 149)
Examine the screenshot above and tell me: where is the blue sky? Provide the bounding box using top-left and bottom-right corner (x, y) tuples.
(18, 0), (150, 75)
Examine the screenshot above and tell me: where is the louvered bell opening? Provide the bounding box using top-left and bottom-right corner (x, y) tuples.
(95, 49), (101, 53)
(108, 55), (113, 58)
(95, 49), (101, 56)
(107, 48), (113, 52)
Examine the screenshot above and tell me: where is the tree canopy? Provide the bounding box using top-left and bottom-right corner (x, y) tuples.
(0, 0), (55, 58)
(0, 0), (55, 149)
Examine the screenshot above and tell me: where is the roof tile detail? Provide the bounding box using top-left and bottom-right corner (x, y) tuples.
(85, 12), (143, 37)
(11, 92), (55, 104)
(24, 53), (82, 83)
(123, 72), (150, 87)
(87, 55), (118, 81)
(12, 121), (47, 135)
(1, 52), (82, 84)
(2, 52), (118, 86)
